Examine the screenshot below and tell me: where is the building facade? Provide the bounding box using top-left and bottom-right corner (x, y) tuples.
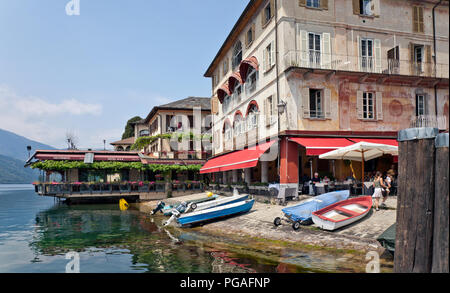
(202, 0), (449, 195)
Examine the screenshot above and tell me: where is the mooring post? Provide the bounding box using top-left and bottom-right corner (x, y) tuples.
(395, 128), (438, 273)
(432, 133), (449, 273)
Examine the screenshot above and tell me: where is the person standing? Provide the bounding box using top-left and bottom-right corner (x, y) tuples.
(372, 171), (387, 211)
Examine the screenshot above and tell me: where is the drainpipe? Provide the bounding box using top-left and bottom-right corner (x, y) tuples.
(275, 0), (282, 180)
(432, 0), (442, 117)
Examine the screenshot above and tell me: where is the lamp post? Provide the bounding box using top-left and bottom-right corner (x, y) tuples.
(277, 100), (287, 115)
(103, 140), (106, 151)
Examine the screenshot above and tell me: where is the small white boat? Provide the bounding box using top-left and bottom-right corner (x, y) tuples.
(311, 196), (372, 231)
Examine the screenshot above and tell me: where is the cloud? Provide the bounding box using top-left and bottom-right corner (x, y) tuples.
(0, 85), (102, 117)
(0, 85), (105, 148)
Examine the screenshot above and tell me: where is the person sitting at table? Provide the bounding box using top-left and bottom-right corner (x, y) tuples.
(311, 172), (321, 195)
(323, 175), (330, 184)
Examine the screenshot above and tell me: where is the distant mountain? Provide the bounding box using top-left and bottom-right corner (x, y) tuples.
(0, 128), (55, 161)
(0, 154), (39, 184)
(0, 129), (54, 184)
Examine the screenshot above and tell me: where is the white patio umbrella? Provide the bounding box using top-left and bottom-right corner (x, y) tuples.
(319, 141), (398, 181)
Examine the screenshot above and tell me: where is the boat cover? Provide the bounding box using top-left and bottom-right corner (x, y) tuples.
(282, 190), (350, 222)
(377, 223), (396, 254)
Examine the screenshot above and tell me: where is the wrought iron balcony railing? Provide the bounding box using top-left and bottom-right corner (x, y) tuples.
(284, 51), (449, 79)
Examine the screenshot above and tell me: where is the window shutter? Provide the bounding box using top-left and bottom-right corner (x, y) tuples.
(324, 89), (332, 119)
(299, 0), (306, 7)
(211, 97), (219, 115)
(270, 40), (276, 67)
(413, 6), (424, 33)
(321, 0), (329, 10)
(409, 42), (415, 75)
(357, 91), (364, 119)
(374, 39), (382, 73)
(372, 0), (380, 16)
(353, 0), (360, 15)
(376, 92), (383, 120)
(300, 30), (308, 67)
(265, 98), (270, 126)
(263, 45), (268, 71)
(425, 45), (432, 75)
(357, 36), (361, 71)
(321, 33), (331, 69)
(270, 0), (275, 19)
(302, 88), (310, 119)
(418, 6), (424, 33)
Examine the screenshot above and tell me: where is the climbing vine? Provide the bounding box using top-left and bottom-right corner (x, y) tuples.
(31, 160), (202, 173)
(131, 132), (212, 150)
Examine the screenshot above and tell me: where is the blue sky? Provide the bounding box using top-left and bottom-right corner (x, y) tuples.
(0, 0), (248, 149)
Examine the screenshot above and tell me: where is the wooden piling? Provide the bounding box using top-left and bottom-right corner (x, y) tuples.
(432, 133), (449, 273)
(395, 128), (438, 273)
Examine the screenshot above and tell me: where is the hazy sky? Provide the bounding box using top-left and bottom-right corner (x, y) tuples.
(0, 0), (249, 149)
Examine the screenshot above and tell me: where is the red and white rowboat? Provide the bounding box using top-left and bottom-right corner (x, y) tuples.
(311, 196), (373, 231)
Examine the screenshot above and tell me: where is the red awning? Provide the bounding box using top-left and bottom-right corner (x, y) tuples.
(346, 138), (398, 147)
(239, 56), (259, 81)
(228, 72), (244, 92)
(289, 137), (356, 156)
(94, 155), (141, 162)
(217, 83), (231, 104)
(35, 154), (86, 161)
(200, 140), (276, 174)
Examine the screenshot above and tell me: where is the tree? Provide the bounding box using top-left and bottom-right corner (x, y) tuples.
(65, 131), (78, 150)
(122, 116), (143, 140)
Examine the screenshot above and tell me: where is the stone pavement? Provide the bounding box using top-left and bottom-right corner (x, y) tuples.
(139, 192), (397, 253)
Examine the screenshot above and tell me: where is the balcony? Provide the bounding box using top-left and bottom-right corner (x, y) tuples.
(283, 51), (449, 79)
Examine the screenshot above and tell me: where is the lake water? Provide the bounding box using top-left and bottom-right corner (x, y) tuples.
(0, 184), (381, 273)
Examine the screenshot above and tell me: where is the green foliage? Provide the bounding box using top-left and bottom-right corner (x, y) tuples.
(131, 132), (212, 150)
(31, 160), (202, 173)
(122, 116), (143, 140)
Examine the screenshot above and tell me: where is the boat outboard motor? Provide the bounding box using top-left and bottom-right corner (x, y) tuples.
(151, 201), (166, 215)
(164, 209), (181, 227)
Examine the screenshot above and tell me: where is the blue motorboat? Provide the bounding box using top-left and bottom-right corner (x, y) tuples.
(175, 199), (255, 227)
(274, 190), (350, 230)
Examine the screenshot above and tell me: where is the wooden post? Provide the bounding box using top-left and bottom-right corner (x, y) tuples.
(395, 128), (438, 273)
(432, 133), (449, 273)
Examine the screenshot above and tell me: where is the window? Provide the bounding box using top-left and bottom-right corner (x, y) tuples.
(362, 92), (375, 119)
(225, 125), (232, 141)
(360, 0), (373, 16)
(308, 33), (321, 67)
(139, 129), (150, 137)
(416, 94), (426, 116)
(307, 0), (320, 8)
(262, 1), (273, 26)
(309, 89), (324, 118)
(245, 66), (258, 95)
(246, 26), (254, 47)
(413, 6), (424, 33)
(223, 58), (229, 76)
(361, 38), (374, 72)
(387, 46), (400, 74)
(232, 41), (243, 69)
(232, 83), (242, 103)
(222, 95), (231, 114)
(234, 116), (244, 136)
(413, 44), (424, 73)
(247, 104), (259, 131)
(264, 41), (275, 71)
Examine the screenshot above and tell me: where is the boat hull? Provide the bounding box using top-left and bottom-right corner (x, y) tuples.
(281, 190), (350, 222)
(311, 196), (372, 231)
(177, 199), (255, 226)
